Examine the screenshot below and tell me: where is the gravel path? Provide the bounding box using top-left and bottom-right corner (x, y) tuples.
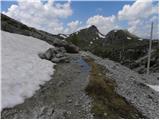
(1, 54), (93, 119)
(81, 51), (159, 119)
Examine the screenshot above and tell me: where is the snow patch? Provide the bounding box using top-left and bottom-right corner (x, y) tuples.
(60, 34), (67, 38)
(127, 37), (131, 40)
(98, 32), (105, 38)
(90, 41), (93, 44)
(1, 31), (55, 110)
(75, 31), (79, 35)
(146, 84), (159, 92)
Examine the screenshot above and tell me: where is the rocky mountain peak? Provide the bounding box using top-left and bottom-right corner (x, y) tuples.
(88, 25), (99, 33)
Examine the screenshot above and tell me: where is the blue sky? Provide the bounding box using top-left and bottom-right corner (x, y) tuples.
(1, 1), (134, 25)
(1, 0), (159, 38)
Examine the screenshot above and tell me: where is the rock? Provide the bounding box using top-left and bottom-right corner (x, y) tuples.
(38, 52), (46, 59)
(104, 113), (108, 116)
(51, 56), (69, 63)
(59, 47), (66, 53)
(63, 111), (72, 118)
(51, 58), (60, 63)
(74, 101), (79, 106)
(68, 99), (72, 103)
(44, 48), (54, 60)
(56, 53), (64, 58)
(59, 57), (69, 62)
(57, 81), (64, 87)
(40, 47), (70, 63)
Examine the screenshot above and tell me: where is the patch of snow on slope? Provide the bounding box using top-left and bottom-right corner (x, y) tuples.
(90, 41), (93, 44)
(1, 31), (55, 110)
(146, 84), (159, 92)
(98, 32), (105, 38)
(60, 34), (67, 38)
(127, 37), (131, 40)
(75, 31), (79, 35)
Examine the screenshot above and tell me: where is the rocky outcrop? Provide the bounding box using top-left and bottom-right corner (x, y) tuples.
(38, 47), (69, 63)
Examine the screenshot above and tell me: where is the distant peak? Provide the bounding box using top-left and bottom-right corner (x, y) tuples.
(88, 25), (99, 32)
(90, 25), (97, 29)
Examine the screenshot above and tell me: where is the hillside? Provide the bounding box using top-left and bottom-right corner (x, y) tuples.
(66, 25), (105, 50)
(66, 25), (159, 73)
(1, 13), (79, 53)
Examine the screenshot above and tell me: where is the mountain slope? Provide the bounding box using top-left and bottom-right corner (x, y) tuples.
(66, 25), (158, 73)
(66, 25), (105, 51)
(1, 13), (79, 53)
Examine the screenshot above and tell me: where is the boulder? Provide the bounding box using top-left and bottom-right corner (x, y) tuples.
(44, 48), (55, 60)
(38, 52), (46, 59)
(51, 57), (69, 63)
(64, 44), (79, 53)
(39, 47), (70, 63)
(56, 53), (64, 58)
(51, 58), (60, 63)
(58, 47), (66, 53)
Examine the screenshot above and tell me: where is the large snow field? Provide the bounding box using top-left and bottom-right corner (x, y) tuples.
(1, 31), (55, 110)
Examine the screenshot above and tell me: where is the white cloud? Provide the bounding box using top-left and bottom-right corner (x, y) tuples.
(3, 0), (73, 34)
(64, 20), (82, 34)
(118, 0), (158, 21)
(117, 0), (159, 39)
(86, 15), (119, 34)
(128, 17), (159, 39)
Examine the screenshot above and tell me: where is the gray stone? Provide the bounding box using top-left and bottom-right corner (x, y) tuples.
(68, 99), (72, 103)
(38, 53), (45, 59)
(56, 53), (63, 58)
(51, 58), (60, 63)
(44, 48), (53, 60)
(57, 81), (64, 87)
